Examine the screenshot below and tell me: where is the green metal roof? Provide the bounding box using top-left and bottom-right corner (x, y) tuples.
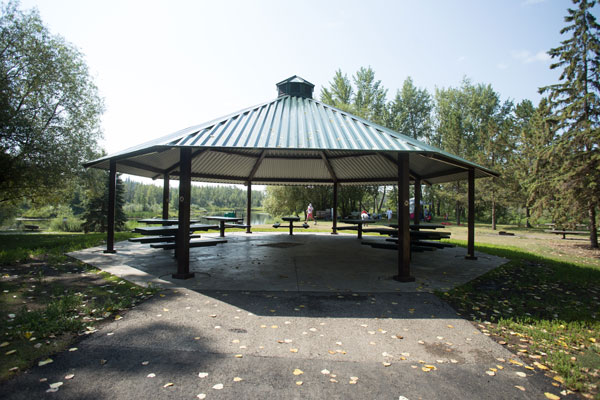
(85, 76), (498, 185)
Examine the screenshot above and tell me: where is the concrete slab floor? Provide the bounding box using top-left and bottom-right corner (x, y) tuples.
(68, 232), (507, 293)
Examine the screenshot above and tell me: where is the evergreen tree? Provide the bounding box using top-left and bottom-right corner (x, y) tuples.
(539, 0), (600, 247)
(320, 69), (354, 113)
(82, 171), (126, 233)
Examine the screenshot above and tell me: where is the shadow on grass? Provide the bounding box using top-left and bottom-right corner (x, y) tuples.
(440, 240), (600, 395)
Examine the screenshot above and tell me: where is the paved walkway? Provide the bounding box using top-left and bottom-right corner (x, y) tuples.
(0, 233), (562, 399)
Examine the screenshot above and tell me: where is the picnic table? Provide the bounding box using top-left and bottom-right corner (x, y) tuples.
(337, 218), (378, 239)
(132, 224), (226, 254)
(272, 216), (310, 235)
(360, 221), (453, 254)
(203, 216), (247, 237)
(543, 223), (590, 239)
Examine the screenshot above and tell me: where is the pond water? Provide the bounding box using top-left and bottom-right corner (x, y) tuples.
(198, 212), (272, 225)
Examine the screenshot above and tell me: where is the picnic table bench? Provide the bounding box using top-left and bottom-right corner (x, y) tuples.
(129, 234), (202, 244)
(24, 225), (39, 231)
(363, 241), (435, 253)
(151, 238), (227, 250)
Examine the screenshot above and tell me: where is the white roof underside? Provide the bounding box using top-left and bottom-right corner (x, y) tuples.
(85, 95), (498, 185)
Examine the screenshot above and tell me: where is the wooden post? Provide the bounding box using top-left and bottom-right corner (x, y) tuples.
(414, 178), (421, 226)
(104, 159), (117, 254)
(331, 182), (338, 234)
(246, 182), (252, 233)
(162, 173), (169, 221)
(466, 167), (477, 260)
(173, 148), (194, 279)
(394, 153), (414, 282)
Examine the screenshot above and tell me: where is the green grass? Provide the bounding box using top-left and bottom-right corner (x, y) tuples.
(0, 232), (137, 264)
(0, 232), (157, 381)
(438, 240), (600, 397)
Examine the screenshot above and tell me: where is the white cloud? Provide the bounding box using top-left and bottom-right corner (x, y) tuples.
(457, 56), (466, 63)
(497, 63), (509, 70)
(511, 50), (550, 64)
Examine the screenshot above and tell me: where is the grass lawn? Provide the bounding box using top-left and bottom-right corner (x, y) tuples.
(0, 232), (159, 382)
(438, 240), (600, 399)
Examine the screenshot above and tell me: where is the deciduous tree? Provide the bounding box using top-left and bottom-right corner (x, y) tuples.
(0, 2), (103, 205)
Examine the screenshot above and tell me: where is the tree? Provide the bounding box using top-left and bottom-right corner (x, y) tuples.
(432, 79), (516, 227)
(320, 69), (354, 113)
(81, 171), (126, 233)
(352, 66), (388, 125)
(388, 77), (432, 140)
(0, 2), (103, 205)
(539, 0), (600, 248)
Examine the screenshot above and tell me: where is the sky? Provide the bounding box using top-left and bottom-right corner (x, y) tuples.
(17, 0), (593, 180)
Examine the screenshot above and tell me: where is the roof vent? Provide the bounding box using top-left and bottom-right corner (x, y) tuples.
(276, 75), (315, 99)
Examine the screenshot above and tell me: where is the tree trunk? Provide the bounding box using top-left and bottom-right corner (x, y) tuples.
(378, 186), (387, 214)
(491, 192), (496, 230)
(526, 206), (532, 228)
(589, 203), (598, 249)
(456, 202), (461, 225)
(436, 199), (440, 217)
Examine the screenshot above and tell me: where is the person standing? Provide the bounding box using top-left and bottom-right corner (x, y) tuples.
(386, 208), (393, 222)
(306, 203), (314, 224)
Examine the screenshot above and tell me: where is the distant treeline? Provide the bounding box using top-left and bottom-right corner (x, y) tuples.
(122, 179), (265, 215)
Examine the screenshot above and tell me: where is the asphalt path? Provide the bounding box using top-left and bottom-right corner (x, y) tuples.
(0, 288), (568, 399)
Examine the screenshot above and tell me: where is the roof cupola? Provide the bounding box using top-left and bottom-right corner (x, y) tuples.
(276, 75), (314, 99)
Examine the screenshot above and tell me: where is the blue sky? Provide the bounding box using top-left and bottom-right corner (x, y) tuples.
(19, 0), (591, 157)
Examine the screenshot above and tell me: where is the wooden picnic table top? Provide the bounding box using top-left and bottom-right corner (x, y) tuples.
(138, 218), (201, 225)
(281, 216), (300, 222)
(203, 216), (243, 222)
(387, 223), (446, 230)
(134, 224), (218, 236)
(339, 218), (377, 224)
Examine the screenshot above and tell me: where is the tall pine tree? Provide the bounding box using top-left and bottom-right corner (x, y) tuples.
(539, 0), (599, 248)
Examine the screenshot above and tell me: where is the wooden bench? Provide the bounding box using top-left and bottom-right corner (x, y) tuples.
(129, 234), (201, 244)
(361, 228), (396, 234)
(544, 229), (589, 239)
(24, 225), (39, 231)
(224, 224), (250, 229)
(151, 238), (227, 250)
(335, 226), (358, 231)
(385, 239), (455, 249)
(361, 241), (435, 253)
